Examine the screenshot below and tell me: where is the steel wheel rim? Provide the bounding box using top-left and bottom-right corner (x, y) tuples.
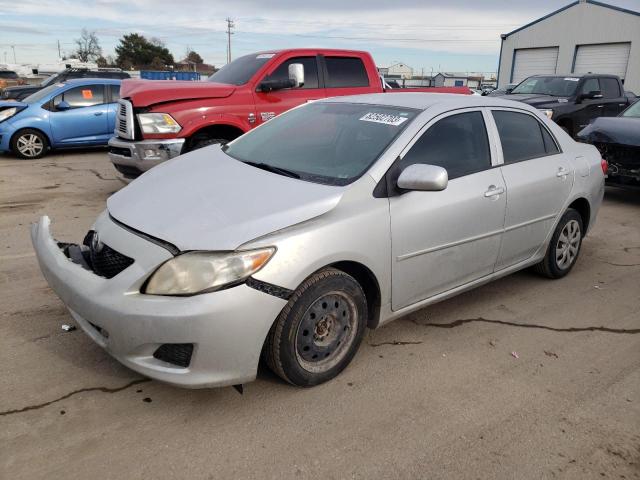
(555, 219), (581, 270)
(295, 291), (358, 373)
(17, 134), (44, 157)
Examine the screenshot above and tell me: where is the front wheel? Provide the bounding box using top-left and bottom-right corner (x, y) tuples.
(264, 268), (368, 387)
(534, 208), (583, 279)
(187, 137), (229, 152)
(11, 129), (49, 159)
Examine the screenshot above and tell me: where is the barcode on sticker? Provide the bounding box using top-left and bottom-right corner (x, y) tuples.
(360, 112), (408, 126)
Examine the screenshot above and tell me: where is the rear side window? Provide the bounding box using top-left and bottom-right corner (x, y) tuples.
(325, 57), (369, 88)
(54, 85), (105, 109)
(492, 111), (550, 163)
(266, 56), (319, 89)
(540, 125), (560, 154)
(399, 111), (491, 180)
(600, 78), (621, 98)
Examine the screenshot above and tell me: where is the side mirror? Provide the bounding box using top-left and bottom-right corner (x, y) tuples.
(56, 101), (71, 111)
(397, 164), (448, 192)
(288, 63), (304, 88)
(581, 90), (603, 100)
(505, 87), (514, 94)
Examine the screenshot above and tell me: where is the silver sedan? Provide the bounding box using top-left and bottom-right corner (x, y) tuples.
(32, 93), (605, 388)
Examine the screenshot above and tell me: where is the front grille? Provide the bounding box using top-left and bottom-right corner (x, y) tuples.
(83, 231), (134, 279)
(153, 344), (194, 368)
(115, 99), (134, 139)
(112, 163), (142, 179)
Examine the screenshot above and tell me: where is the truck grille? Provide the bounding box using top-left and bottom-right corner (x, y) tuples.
(115, 99), (135, 140)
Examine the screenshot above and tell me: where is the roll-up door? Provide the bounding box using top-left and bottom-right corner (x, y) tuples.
(511, 47), (559, 84)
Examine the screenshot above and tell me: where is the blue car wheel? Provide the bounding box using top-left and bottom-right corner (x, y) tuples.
(11, 129), (49, 159)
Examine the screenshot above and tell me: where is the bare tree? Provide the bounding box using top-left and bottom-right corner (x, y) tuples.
(74, 29), (102, 62)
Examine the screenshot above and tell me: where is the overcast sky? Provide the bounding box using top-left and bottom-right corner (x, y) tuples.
(1, 0), (639, 74)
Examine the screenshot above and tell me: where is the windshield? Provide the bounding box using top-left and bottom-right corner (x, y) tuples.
(621, 101), (640, 118)
(0, 71), (19, 79)
(22, 84), (62, 104)
(224, 102), (419, 186)
(40, 73), (61, 87)
(208, 53), (273, 86)
(512, 76), (579, 96)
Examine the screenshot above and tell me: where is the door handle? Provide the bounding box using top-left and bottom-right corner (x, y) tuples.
(94, 111), (104, 116)
(556, 167), (569, 178)
(484, 185), (504, 198)
(596, 105), (604, 108)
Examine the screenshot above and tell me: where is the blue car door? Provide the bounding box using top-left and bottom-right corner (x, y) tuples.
(49, 84), (108, 145)
(105, 84), (120, 137)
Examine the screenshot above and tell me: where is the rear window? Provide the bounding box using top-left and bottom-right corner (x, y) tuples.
(325, 57), (369, 88)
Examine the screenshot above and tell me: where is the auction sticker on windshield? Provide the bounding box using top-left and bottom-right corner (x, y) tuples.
(360, 112), (409, 126)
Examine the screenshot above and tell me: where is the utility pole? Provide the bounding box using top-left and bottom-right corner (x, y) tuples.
(57, 40), (61, 59)
(226, 18), (235, 64)
(11, 45), (16, 63)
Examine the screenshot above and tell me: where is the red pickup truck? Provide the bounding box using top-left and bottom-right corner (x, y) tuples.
(108, 48), (470, 178)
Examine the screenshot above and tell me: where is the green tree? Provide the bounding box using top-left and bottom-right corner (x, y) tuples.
(186, 50), (203, 64)
(115, 33), (174, 69)
(74, 28), (102, 62)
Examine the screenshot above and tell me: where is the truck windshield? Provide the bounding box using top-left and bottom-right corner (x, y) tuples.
(40, 73), (61, 87)
(223, 102), (419, 186)
(511, 76), (579, 97)
(207, 53), (273, 86)
(621, 101), (640, 118)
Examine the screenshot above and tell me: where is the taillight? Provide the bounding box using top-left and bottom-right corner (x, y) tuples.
(600, 158), (608, 175)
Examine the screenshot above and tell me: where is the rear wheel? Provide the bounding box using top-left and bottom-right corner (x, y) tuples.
(11, 129), (49, 159)
(264, 268), (368, 387)
(534, 208), (583, 279)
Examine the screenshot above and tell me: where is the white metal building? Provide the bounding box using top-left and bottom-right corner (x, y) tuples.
(385, 62), (414, 79)
(497, 0), (640, 92)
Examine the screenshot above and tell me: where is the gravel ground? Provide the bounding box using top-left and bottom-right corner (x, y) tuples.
(1, 150), (639, 480)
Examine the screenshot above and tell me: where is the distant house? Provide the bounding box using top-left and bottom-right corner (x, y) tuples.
(384, 62), (414, 79)
(433, 73), (469, 87)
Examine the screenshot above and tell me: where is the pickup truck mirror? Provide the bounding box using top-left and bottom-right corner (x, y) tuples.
(505, 87), (514, 94)
(397, 164), (448, 192)
(580, 90), (603, 100)
(288, 63), (304, 88)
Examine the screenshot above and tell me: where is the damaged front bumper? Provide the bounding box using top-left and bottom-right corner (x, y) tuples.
(108, 136), (185, 179)
(31, 214), (288, 388)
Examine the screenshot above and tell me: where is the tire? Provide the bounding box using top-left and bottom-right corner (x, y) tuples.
(11, 129), (49, 159)
(264, 268), (368, 387)
(534, 208), (583, 279)
(187, 137), (229, 152)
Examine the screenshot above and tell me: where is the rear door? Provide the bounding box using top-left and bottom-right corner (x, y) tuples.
(48, 84), (109, 144)
(489, 109), (573, 270)
(106, 84), (120, 134)
(253, 55), (324, 126)
(599, 77), (628, 117)
(389, 109), (506, 310)
(322, 55), (375, 97)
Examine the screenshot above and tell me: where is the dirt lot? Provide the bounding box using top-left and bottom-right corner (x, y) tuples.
(1, 150), (639, 480)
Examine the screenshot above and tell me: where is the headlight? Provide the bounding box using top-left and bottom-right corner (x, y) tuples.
(0, 107), (19, 123)
(540, 109), (554, 119)
(144, 248), (275, 296)
(137, 113), (181, 134)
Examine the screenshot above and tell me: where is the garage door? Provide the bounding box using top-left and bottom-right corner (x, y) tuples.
(573, 43), (631, 79)
(511, 47), (559, 84)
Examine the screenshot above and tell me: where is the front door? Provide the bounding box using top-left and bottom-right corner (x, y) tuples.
(489, 109), (574, 270)
(253, 55), (325, 126)
(49, 84), (108, 145)
(575, 78), (604, 131)
(389, 110), (506, 310)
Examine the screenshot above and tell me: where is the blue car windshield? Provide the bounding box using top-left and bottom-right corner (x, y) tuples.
(22, 85), (61, 104)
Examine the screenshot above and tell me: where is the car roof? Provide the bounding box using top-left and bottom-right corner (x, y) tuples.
(320, 92), (539, 112)
(61, 77), (122, 85)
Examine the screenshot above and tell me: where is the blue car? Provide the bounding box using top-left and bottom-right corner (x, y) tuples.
(0, 78), (121, 159)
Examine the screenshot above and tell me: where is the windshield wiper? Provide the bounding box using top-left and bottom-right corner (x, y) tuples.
(241, 161), (300, 179)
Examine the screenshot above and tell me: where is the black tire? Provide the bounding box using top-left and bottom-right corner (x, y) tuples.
(534, 208), (583, 279)
(11, 128), (49, 159)
(187, 137), (229, 152)
(264, 268), (368, 387)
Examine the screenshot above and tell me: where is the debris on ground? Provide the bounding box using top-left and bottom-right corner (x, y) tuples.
(511, 351), (519, 359)
(489, 339), (497, 347)
(593, 285), (601, 289)
(544, 350), (559, 358)
(61, 324), (77, 332)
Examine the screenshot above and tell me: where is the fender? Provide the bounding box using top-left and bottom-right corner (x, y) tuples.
(180, 114), (249, 139)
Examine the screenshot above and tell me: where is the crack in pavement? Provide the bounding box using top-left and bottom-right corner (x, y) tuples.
(369, 340), (423, 347)
(45, 163), (116, 182)
(409, 317), (640, 334)
(600, 260), (640, 267)
(0, 378), (150, 416)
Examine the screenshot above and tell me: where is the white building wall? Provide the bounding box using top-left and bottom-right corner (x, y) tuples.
(498, 1), (640, 92)
(387, 63), (413, 79)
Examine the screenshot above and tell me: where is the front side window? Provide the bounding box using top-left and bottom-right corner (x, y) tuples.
(224, 102), (418, 185)
(325, 57), (369, 88)
(263, 56), (319, 89)
(53, 85), (105, 109)
(492, 111), (555, 163)
(580, 78), (600, 96)
(600, 78), (621, 99)
(398, 111), (491, 180)
(512, 76), (579, 97)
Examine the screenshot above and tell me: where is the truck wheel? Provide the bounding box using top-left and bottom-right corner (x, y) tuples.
(11, 129), (49, 159)
(188, 137), (229, 152)
(264, 268), (368, 387)
(534, 208), (583, 279)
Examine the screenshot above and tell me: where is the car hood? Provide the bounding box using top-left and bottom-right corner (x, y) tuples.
(107, 146), (346, 251)
(120, 79), (236, 107)
(577, 116), (640, 147)
(497, 93), (564, 107)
